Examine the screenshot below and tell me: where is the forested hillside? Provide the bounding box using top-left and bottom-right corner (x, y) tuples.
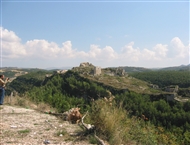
(8, 70), (50, 94)
(0, 67), (48, 78)
(7, 69), (190, 144)
(130, 70), (190, 88)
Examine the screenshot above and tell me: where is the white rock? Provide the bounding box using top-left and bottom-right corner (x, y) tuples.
(10, 125), (17, 128)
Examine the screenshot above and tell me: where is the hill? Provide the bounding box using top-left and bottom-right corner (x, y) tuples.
(130, 70), (190, 88)
(1, 96), (176, 145)
(116, 66), (152, 73)
(0, 67), (51, 83)
(159, 64), (190, 71)
(103, 64), (190, 73)
(4, 63), (190, 144)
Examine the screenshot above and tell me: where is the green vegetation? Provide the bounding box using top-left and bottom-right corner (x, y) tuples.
(7, 68), (190, 144)
(115, 92), (190, 144)
(24, 71), (109, 112)
(130, 70), (190, 88)
(18, 129), (31, 134)
(0, 67), (49, 78)
(83, 73), (162, 94)
(9, 70), (50, 94)
(55, 129), (67, 136)
(1, 71), (17, 78)
(89, 99), (159, 144)
(178, 88), (190, 98)
(159, 65), (190, 71)
(120, 66), (152, 72)
(88, 135), (99, 144)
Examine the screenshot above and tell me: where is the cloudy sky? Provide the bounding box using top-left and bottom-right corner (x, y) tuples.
(0, 0), (189, 69)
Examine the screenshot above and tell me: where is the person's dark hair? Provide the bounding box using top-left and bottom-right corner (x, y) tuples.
(0, 75), (3, 78)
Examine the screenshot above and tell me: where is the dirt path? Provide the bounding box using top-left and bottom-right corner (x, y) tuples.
(0, 105), (95, 145)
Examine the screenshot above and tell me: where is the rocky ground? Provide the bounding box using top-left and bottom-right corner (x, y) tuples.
(0, 105), (97, 145)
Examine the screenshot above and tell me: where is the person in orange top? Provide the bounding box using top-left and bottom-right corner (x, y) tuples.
(0, 75), (9, 105)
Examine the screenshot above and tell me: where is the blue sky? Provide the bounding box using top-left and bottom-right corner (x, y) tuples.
(0, 0), (189, 69)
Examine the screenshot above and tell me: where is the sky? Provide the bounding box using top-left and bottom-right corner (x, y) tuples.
(0, 0), (189, 69)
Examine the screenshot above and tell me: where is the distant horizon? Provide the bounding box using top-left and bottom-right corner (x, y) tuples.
(1, 63), (189, 70)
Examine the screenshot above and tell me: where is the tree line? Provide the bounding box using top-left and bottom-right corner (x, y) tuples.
(130, 70), (190, 88)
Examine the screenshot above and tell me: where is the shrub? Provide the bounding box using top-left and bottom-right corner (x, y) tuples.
(89, 99), (159, 145)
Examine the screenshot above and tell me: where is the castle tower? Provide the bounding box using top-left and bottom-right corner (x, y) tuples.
(94, 66), (101, 75)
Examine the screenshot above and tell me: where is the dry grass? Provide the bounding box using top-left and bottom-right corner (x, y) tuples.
(3, 95), (56, 113)
(88, 99), (159, 145)
(82, 74), (162, 94)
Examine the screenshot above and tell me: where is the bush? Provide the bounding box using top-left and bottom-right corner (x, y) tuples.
(88, 99), (159, 145)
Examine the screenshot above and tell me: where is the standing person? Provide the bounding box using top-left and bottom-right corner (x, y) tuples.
(0, 75), (9, 105)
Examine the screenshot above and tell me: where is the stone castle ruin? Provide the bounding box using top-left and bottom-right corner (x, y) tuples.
(94, 66), (101, 76)
(79, 62), (93, 67)
(115, 68), (126, 76)
(103, 67), (127, 77)
(71, 62), (100, 76)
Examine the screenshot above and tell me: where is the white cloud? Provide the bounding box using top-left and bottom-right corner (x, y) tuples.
(142, 49), (156, 60)
(1, 27), (26, 58)
(59, 41), (77, 58)
(25, 39), (60, 58)
(87, 45), (117, 60)
(118, 39), (189, 67)
(170, 37), (189, 58)
(1, 27), (189, 68)
(121, 42), (141, 61)
(1, 27), (21, 42)
(120, 42), (164, 62)
(153, 44), (168, 58)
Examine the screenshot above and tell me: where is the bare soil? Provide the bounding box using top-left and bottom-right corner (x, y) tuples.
(0, 105), (95, 145)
